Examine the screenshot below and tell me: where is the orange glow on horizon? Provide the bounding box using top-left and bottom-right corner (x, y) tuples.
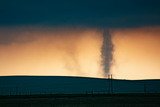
(0, 27), (160, 80)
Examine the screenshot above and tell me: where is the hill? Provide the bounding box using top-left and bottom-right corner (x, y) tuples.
(0, 76), (160, 95)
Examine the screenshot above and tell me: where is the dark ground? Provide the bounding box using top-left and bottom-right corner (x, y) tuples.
(0, 93), (160, 107)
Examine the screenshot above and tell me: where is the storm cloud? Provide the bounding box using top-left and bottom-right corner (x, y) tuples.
(0, 0), (160, 27)
(0, 0), (160, 77)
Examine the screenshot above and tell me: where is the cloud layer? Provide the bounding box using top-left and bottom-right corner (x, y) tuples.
(0, 0), (160, 27)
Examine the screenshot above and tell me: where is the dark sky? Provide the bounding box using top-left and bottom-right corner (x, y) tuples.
(0, 0), (160, 27)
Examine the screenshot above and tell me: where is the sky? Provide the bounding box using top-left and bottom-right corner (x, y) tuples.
(0, 0), (160, 79)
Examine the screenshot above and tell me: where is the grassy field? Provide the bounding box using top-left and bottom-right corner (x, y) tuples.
(0, 93), (160, 107)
